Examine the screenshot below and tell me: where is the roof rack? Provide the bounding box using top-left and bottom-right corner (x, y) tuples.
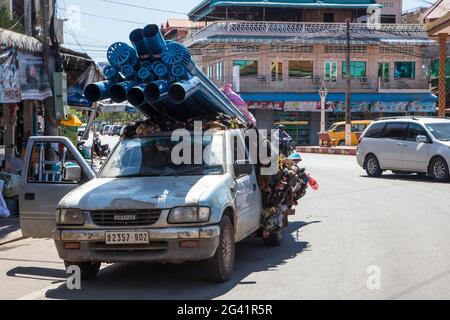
(375, 116), (450, 121)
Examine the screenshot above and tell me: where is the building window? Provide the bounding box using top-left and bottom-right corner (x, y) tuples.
(325, 45), (367, 54)
(378, 62), (390, 82)
(324, 13), (334, 23)
(271, 45), (313, 53)
(271, 62), (283, 81)
(394, 62), (415, 79)
(233, 60), (258, 77)
(206, 65), (213, 79)
(289, 61), (313, 78)
(380, 46), (414, 55)
(215, 62), (224, 80)
(324, 61), (338, 82)
(381, 14), (396, 24)
(342, 61), (367, 79)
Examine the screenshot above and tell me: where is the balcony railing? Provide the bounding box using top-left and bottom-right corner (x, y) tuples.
(209, 76), (430, 93)
(185, 21), (431, 47)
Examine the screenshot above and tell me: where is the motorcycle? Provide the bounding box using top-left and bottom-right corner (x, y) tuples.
(280, 137), (294, 157)
(77, 140), (91, 160)
(93, 134), (110, 158)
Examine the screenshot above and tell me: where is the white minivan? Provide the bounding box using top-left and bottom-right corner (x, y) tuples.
(357, 117), (450, 182)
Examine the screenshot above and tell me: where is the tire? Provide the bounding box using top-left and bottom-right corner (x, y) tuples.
(338, 140), (345, 146)
(262, 228), (283, 246)
(64, 261), (101, 280)
(428, 157), (449, 182)
(204, 216), (235, 283)
(365, 154), (383, 177)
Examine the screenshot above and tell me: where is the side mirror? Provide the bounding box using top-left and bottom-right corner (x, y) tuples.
(416, 135), (429, 143)
(63, 163), (82, 181)
(234, 160), (253, 177)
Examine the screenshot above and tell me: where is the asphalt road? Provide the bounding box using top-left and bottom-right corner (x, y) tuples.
(1, 153), (450, 300)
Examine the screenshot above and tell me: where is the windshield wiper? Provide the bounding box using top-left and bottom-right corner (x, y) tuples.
(115, 172), (164, 178)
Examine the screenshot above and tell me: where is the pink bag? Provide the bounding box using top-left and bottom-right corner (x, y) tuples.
(221, 84), (257, 126)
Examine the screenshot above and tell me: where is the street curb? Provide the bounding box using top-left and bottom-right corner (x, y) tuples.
(0, 217), (24, 246)
(297, 146), (357, 156)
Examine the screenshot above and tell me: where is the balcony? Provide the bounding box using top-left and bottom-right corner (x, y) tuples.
(185, 21), (432, 47)
(210, 76), (430, 93)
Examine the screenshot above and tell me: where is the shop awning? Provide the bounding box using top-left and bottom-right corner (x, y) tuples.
(240, 92), (438, 103)
(242, 92), (437, 113)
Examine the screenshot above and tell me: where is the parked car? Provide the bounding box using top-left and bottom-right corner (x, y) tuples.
(98, 122), (108, 134)
(101, 125), (111, 135)
(111, 125), (122, 136)
(19, 130), (282, 282)
(77, 124), (87, 137)
(357, 117), (450, 182)
(328, 120), (372, 146)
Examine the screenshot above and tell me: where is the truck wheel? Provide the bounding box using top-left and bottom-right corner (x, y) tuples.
(204, 216), (235, 283)
(262, 229), (283, 246)
(64, 260), (101, 280)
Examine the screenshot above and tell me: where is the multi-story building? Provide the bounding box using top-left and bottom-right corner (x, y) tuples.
(183, 0), (436, 146)
(402, 7), (430, 25)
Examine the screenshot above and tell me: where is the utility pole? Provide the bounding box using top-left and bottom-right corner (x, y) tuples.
(38, 0), (59, 136)
(24, 0), (32, 35)
(345, 19), (352, 146)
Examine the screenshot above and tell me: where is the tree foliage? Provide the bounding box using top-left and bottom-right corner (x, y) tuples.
(0, 6), (25, 34)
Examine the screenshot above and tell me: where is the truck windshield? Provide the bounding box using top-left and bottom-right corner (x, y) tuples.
(100, 133), (225, 178)
(425, 123), (450, 141)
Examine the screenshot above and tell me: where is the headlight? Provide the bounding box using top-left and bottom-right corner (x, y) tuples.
(59, 208), (84, 225)
(168, 207), (210, 224)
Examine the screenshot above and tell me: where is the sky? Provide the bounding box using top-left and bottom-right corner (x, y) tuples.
(59, 0), (431, 62)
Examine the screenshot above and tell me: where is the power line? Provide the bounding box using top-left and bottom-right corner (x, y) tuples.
(96, 0), (232, 21)
(56, 6), (148, 25)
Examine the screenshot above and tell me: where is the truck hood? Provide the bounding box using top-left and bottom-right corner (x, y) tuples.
(59, 174), (231, 210)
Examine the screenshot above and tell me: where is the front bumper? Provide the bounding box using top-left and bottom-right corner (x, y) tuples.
(53, 225), (220, 263)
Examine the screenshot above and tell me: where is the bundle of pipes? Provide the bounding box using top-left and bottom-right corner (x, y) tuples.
(84, 24), (245, 122)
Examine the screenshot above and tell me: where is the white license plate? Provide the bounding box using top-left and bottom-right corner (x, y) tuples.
(105, 231), (149, 244)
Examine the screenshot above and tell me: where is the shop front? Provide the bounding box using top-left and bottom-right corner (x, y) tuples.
(242, 92), (438, 146)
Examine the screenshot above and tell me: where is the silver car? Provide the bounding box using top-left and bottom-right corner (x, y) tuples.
(357, 117), (450, 182)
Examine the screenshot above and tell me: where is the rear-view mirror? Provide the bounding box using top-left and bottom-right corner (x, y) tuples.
(416, 135), (429, 143)
(64, 163), (82, 181)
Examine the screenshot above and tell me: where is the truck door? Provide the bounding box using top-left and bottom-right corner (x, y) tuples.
(20, 136), (95, 238)
(231, 132), (260, 240)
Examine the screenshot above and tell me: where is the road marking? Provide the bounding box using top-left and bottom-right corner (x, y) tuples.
(17, 281), (65, 300)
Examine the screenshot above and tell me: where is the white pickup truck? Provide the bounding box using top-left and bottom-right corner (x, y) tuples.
(19, 129), (284, 282)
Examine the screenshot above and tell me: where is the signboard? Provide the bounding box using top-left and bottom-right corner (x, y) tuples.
(0, 46), (21, 103)
(17, 52), (52, 101)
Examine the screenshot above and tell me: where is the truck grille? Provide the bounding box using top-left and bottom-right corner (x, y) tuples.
(89, 209), (161, 227)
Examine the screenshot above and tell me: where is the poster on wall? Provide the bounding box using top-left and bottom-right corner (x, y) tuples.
(0, 46), (21, 103)
(17, 52), (52, 100)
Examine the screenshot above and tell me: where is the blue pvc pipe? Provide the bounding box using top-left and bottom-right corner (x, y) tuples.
(84, 81), (112, 102)
(143, 24), (166, 55)
(144, 80), (170, 103)
(127, 84), (147, 107)
(168, 76), (201, 104)
(129, 28), (151, 58)
(109, 80), (138, 103)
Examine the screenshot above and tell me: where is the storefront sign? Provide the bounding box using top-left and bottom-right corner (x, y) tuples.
(17, 53), (52, 101)
(0, 47), (21, 103)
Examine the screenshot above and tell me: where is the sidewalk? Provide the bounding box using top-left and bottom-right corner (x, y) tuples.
(297, 146), (357, 156)
(0, 216), (24, 245)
